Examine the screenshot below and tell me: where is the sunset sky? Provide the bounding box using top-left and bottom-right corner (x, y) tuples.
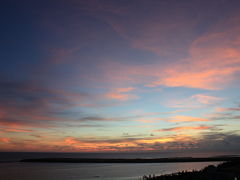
(0, 0), (240, 154)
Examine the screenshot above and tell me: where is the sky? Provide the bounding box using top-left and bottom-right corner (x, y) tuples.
(0, 0), (240, 154)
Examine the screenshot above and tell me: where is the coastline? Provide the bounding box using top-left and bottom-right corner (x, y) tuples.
(19, 157), (240, 179)
(144, 160), (240, 180)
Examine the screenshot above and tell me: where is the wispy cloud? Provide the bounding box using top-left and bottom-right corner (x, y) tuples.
(0, 79), (88, 129)
(1, 0), (240, 153)
(0, 128), (32, 133)
(105, 87), (138, 101)
(0, 137), (10, 143)
(208, 104), (240, 122)
(168, 115), (209, 122)
(167, 94), (223, 108)
(1, 130), (240, 153)
(215, 107), (240, 112)
(156, 125), (210, 132)
(94, 10), (240, 90)
(79, 114), (141, 122)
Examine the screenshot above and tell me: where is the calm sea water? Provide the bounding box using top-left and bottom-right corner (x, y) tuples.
(0, 152), (223, 180)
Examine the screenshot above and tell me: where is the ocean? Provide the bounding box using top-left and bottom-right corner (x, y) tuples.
(0, 152), (222, 180)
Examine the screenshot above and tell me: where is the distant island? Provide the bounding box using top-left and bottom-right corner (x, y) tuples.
(20, 156), (240, 163)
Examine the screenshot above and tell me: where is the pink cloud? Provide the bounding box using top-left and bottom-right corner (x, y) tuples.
(215, 107), (240, 112)
(0, 137), (10, 143)
(105, 87), (138, 101)
(169, 115), (209, 122)
(167, 94), (223, 108)
(191, 94), (224, 105)
(93, 12), (240, 91)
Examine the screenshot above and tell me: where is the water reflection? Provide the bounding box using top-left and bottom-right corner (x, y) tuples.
(0, 162), (221, 180)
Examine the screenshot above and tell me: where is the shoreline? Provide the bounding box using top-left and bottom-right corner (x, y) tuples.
(145, 160), (240, 180)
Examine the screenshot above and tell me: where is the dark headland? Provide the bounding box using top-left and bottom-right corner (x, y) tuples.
(145, 160), (240, 180)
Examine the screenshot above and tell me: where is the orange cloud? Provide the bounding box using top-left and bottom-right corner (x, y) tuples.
(62, 137), (137, 151)
(215, 107), (240, 112)
(100, 44), (240, 90)
(1, 131), (238, 152)
(146, 61), (239, 90)
(59, 134), (196, 152)
(97, 13), (240, 91)
(138, 134), (192, 144)
(169, 115), (209, 122)
(116, 87), (135, 93)
(136, 115), (209, 123)
(0, 137), (10, 143)
(4, 128), (32, 133)
(105, 87), (137, 101)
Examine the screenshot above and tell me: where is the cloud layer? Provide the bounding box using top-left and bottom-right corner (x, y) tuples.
(1, 0), (240, 153)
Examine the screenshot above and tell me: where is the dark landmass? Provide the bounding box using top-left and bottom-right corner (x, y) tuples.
(144, 160), (240, 180)
(20, 156), (240, 163)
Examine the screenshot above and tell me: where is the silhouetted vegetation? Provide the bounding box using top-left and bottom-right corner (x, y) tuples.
(144, 160), (240, 180)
